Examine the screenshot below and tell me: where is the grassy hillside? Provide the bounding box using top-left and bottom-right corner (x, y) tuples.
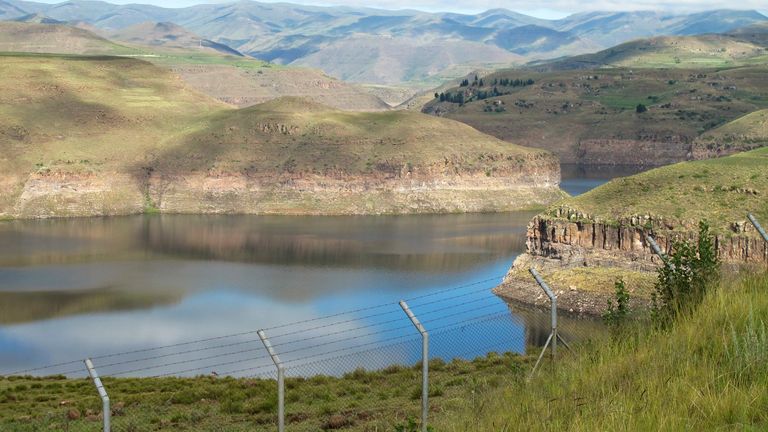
(424, 65), (768, 164)
(108, 21), (244, 57)
(535, 33), (768, 70)
(152, 96), (548, 176)
(0, 53), (563, 217)
(553, 147), (768, 232)
(437, 271), (768, 430)
(0, 53), (223, 175)
(0, 21), (392, 111)
(0, 21), (138, 55)
(695, 109), (768, 157)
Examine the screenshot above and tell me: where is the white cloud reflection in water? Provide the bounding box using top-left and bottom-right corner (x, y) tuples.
(0, 213), (533, 377)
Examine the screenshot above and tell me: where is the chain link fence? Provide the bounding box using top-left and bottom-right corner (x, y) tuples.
(10, 223), (739, 432)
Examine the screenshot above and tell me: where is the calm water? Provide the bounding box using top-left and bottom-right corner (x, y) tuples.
(0, 166), (639, 377)
(561, 164), (648, 196)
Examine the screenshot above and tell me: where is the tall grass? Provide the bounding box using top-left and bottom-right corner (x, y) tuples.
(434, 271), (768, 431)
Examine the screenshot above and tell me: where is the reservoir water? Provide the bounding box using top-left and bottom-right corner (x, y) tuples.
(0, 165), (644, 377)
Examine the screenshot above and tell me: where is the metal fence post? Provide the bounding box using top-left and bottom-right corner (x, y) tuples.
(748, 214), (768, 244)
(84, 358), (110, 432)
(258, 330), (285, 432)
(646, 235), (670, 267)
(528, 268), (571, 379)
(399, 300), (429, 432)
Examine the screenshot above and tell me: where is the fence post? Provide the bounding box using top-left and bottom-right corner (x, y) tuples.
(748, 214), (768, 244)
(528, 268), (571, 379)
(399, 300), (429, 432)
(84, 358), (110, 432)
(646, 235), (670, 267)
(258, 330), (285, 432)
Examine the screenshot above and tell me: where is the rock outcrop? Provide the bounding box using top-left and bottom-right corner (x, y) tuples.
(2, 156), (564, 219)
(495, 206), (768, 316)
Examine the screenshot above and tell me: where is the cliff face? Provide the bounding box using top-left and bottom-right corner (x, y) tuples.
(527, 209), (768, 267)
(3, 155), (564, 219)
(494, 206), (767, 316)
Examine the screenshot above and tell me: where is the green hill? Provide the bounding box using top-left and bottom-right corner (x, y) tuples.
(531, 30), (768, 71)
(0, 53), (564, 218)
(424, 64), (768, 165)
(0, 21), (392, 111)
(695, 109), (768, 158)
(562, 147), (768, 231)
(0, 21), (138, 55)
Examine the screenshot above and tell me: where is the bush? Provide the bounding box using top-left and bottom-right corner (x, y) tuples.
(603, 278), (630, 329)
(651, 221), (720, 327)
(636, 103), (648, 113)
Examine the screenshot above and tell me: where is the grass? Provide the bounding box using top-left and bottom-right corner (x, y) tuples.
(696, 109), (768, 155)
(539, 33), (768, 71)
(546, 267), (656, 296)
(555, 147), (768, 233)
(427, 64), (768, 164)
(433, 270), (768, 431)
(0, 353), (531, 431)
(0, 53), (562, 217)
(4, 272), (766, 431)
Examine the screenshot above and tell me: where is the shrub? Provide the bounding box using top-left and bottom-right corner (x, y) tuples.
(602, 278), (630, 329)
(651, 221), (720, 327)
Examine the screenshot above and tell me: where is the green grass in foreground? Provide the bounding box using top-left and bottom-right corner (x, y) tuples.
(0, 353), (530, 431)
(434, 271), (768, 431)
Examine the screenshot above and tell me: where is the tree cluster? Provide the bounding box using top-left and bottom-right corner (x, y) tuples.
(492, 78), (535, 87)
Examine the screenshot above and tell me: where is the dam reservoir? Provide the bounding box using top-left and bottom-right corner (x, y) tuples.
(0, 166), (644, 376)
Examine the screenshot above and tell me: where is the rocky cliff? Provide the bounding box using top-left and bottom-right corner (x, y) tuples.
(494, 206), (768, 315)
(3, 155), (564, 219)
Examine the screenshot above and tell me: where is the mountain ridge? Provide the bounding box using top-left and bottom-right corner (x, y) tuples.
(2, 1), (765, 85)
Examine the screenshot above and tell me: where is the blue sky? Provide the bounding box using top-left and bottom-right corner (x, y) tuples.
(30, 0), (768, 20)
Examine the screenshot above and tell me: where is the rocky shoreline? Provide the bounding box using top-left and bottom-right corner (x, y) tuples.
(494, 206), (768, 316)
(0, 158), (565, 219)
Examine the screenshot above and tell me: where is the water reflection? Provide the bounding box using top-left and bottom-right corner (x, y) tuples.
(0, 213), (535, 374)
(560, 164), (649, 196)
(0, 166), (626, 376)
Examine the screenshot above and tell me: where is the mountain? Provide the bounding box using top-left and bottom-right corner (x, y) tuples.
(0, 0), (28, 19)
(0, 53), (564, 218)
(533, 32), (768, 71)
(108, 21), (244, 56)
(12, 12), (63, 24)
(0, 21), (391, 111)
(2, 1), (766, 85)
(291, 35), (522, 85)
(0, 20), (136, 54)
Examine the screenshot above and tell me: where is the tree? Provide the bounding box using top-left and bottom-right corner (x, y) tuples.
(434, 92), (439, 99)
(636, 104), (648, 113)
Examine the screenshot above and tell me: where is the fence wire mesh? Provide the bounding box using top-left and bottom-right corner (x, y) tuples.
(1, 274), (604, 431)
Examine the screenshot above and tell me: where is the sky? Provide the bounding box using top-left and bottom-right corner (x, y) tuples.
(30, 0), (768, 20)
